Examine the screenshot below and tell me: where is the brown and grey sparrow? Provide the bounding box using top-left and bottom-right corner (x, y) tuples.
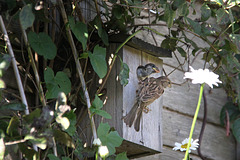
(123, 76), (171, 131)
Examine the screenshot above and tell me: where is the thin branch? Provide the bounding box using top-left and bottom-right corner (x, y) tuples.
(20, 28), (46, 107)
(0, 15), (29, 115)
(58, 0), (98, 139)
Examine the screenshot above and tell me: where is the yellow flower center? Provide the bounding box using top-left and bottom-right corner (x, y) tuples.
(181, 143), (191, 149)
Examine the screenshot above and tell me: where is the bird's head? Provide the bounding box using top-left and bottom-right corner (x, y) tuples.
(145, 63), (160, 75)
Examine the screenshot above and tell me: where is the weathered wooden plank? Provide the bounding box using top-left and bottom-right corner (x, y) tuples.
(162, 109), (235, 160)
(132, 146), (202, 160)
(162, 62), (228, 125)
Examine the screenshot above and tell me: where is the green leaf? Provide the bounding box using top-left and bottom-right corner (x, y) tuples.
(97, 123), (123, 155)
(93, 16), (109, 46)
(64, 110), (76, 136)
(232, 118), (240, 142)
(176, 47), (187, 57)
(79, 52), (89, 59)
(62, 157), (71, 160)
(164, 4), (176, 28)
(88, 45), (107, 78)
(0, 79), (5, 89)
(186, 17), (201, 35)
(112, 6), (123, 19)
(23, 108), (41, 123)
(69, 16), (88, 50)
(56, 116), (70, 130)
(220, 102), (240, 126)
(216, 8), (229, 25)
(0, 103), (25, 111)
(161, 37), (177, 51)
(172, 0), (186, 10)
(119, 60), (129, 86)
(18, 143), (38, 160)
(95, 110), (112, 119)
(47, 154), (60, 160)
(178, 3), (189, 16)
(20, 4), (35, 30)
(24, 135), (47, 150)
(229, 34), (240, 52)
(0, 54), (11, 72)
(53, 129), (75, 148)
(92, 95), (103, 109)
(7, 116), (20, 137)
(28, 31), (57, 59)
(201, 3), (211, 21)
(116, 152), (128, 160)
(44, 67), (71, 99)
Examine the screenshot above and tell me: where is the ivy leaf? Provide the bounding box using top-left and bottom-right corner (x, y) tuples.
(69, 16), (88, 50)
(44, 67), (71, 99)
(232, 118), (240, 142)
(116, 152), (128, 160)
(91, 95), (112, 119)
(92, 95), (103, 109)
(176, 47), (187, 58)
(220, 102), (240, 126)
(119, 58), (129, 86)
(28, 31), (57, 60)
(93, 16), (109, 46)
(201, 3), (211, 21)
(164, 4), (176, 28)
(186, 17), (201, 35)
(20, 4), (35, 30)
(88, 45), (107, 78)
(216, 8), (229, 25)
(97, 123), (123, 155)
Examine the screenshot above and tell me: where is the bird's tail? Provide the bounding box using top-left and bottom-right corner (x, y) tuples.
(123, 102), (138, 127)
(134, 104), (144, 131)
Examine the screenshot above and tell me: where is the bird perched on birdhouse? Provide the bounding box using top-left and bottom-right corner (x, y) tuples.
(123, 64), (171, 131)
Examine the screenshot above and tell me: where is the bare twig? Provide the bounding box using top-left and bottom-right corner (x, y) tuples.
(58, 0), (98, 140)
(0, 15), (29, 115)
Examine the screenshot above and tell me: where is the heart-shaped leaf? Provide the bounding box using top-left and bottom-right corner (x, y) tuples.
(20, 4), (35, 30)
(28, 31), (57, 60)
(89, 45), (107, 78)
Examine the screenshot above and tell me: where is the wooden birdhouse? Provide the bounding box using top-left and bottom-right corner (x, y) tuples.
(94, 35), (172, 158)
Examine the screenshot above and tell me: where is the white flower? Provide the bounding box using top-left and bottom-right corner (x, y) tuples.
(93, 138), (102, 146)
(98, 145), (109, 158)
(184, 66), (222, 88)
(173, 138), (199, 153)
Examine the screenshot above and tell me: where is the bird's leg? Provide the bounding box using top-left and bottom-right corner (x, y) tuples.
(143, 107), (151, 113)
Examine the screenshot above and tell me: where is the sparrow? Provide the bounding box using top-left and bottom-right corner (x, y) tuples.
(136, 63), (160, 81)
(123, 76), (171, 131)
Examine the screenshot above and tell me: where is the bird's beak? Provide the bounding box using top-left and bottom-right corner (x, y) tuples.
(153, 68), (160, 73)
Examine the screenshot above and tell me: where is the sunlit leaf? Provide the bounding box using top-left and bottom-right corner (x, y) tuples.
(92, 95), (103, 109)
(0, 130), (5, 160)
(20, 4), (35, 30)
(97, 123), (123, 155)
(24, 135), (47, 150)
(56, 116), (70, 130)
(7, 116), (20, 137)
(28, 31), (57, 60)
(69, 16), (88, 50)
(88, 45), (107, 78)
(94, 110), (112, 119)
(63, 110), (76, 137)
